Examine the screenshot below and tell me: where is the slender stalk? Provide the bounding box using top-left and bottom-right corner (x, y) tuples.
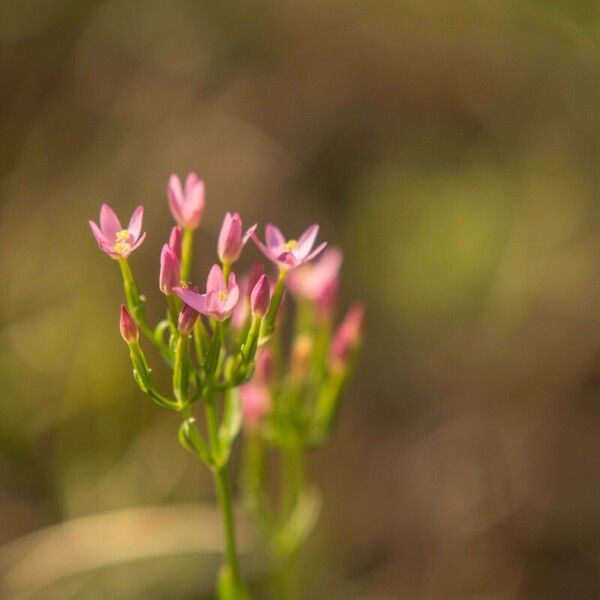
(204, 386), (245, 594)
(180, 227), (194, 282)
(261, 269), (286, 338)
(214, 465), (242, 585)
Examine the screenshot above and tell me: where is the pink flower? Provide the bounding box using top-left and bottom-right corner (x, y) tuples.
(330, 304), (365, 369)
(218, 212), (257, 264)
(89, 204), (146, 259)
(174, 264), (240, 321)
(119, 304), (138, 343)
(250, 274), (270, 317)
(159, 243), (180, 295)
(287, 248), (342, 314)
(252, 224), (327, 270)
(240, 383), (271, 432)
(167, 172), (206, 230)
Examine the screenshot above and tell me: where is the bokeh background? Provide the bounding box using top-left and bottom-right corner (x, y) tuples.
(1, 1), (600, 598)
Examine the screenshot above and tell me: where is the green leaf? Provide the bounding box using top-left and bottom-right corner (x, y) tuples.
(276, 488), (322, 556)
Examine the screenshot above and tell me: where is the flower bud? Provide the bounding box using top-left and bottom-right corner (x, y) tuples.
(119, 304), (138, 344)
(218, 212), (242, 263)
(178, 303), (198, 336)
(168, 225), (183, 260)
(160, 243), (180, 295)
(330, 304), (364, 370)
(250, 274), (270, 317)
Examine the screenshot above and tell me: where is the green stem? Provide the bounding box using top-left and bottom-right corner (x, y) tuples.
(280, 445), (303, 522)
(261, 269), (286, 338)
(180, 228), (194, 282)
(214, 465), (242, 586)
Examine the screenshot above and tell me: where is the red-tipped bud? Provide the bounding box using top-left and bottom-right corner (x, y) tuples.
(250, 274), (270, 317)
(330, 304), (364, 370)
(160, 243), (180, 295)
(168, 225), (183, 260)
(178, 303), (198, 336)
(119, 304), (138, 344)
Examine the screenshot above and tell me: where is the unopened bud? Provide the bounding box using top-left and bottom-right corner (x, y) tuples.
(250, 274), (270, 317)
(119, 305), (138, 344)
(178, 303), (198, 336)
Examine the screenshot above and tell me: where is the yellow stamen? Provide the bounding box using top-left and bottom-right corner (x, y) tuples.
(283, 239), (297, 251)
(217, 290), (228, 301)
(116, 229), (131, 241)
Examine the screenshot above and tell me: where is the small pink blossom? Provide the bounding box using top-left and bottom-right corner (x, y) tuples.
(240, 383), (271, 432)
(218, 212), (256, 264)
(287, 248), (342, 314)
(252, 224), (326, 270)
(119, 304), (138, 343)
(89, 204), (146, 259)
(174, 264), (240, 321)
(167, 172), (205, 230)
(330, 304), (365, 370)
(250, 274), (270, 317)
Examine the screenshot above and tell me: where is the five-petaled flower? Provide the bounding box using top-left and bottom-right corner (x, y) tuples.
(167, 172), (206, 230)
(174, 264), (240, 321)
(252, 224), (326, 270)
(89, 204), (146, 259)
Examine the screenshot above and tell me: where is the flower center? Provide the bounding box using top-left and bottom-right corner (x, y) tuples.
(217, 290), (228, 301)
(113, 230), (132, 254)
(283, 239), (297, 251)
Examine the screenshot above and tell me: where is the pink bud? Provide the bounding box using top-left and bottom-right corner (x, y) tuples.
(178, 303), (198, 336)
(217, 212), (256, 264)
(250, 274), (270, 317)
(119, 305), (138, 344)
(168, 225), (183, 260)
(167, 173), (205, 230)
(330, 304), (364, 369)
(159, 243), (180, 295)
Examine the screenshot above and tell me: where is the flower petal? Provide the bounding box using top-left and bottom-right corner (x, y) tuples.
(293, 224), (319, 260)
(174, 287), (207, 313)
(252, 233), (278, 263)
(223, 282), (240, 312)
(127, 205), (144, 240)
(206, 264), (226, 294)
(89, 220), (109, 247)
(265, 224), (285, 249)
(100, 204), (122, 240)
(242, 223), (257, 244)
(304, 241), (327, 263)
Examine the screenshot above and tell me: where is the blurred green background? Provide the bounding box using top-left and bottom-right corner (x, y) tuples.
(1, 1), (599, 598)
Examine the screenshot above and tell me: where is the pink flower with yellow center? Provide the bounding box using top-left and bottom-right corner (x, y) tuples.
(89, 204), (146, 259)
(252, 224), (326, 270)
(174, 264), (240, 321)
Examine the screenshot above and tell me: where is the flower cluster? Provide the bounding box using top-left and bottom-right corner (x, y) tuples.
(88, 171), (363, 599)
